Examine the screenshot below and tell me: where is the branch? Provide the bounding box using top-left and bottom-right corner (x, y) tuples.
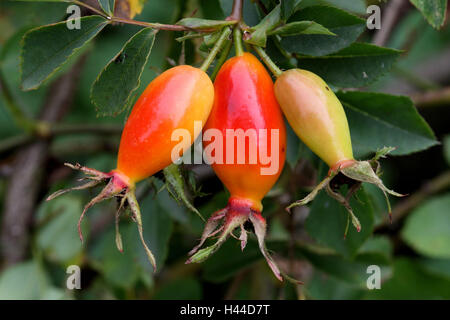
(74, 0), (201, 32)
(200, 27), (232, 72)
(73, 0), (106, 16)
(0, 123), (122, 155)
(0, 55), (87, 267)
(412, 87), (450, 108)
(110, 17), (196, 32)
(224, 269), (249, 300)
(0, 135), (34, 155)
(229, 0), (244, 21)
(382, 45), (450, 95)
(376, 170), (450, 229)
(373, 0), (408, 47)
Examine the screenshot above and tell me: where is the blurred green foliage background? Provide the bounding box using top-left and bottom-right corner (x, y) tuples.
(0, 0), (450, 300)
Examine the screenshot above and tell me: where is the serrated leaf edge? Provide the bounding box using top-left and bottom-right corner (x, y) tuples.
(90, 27), (157, 117)
(20, 16), (109, 91)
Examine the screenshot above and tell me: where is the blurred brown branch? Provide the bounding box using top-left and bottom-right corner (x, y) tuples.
(50, 137), (118, 158)
(373, 0), (409, 47)
(224, 269), (249, 300)
(76, 0), (217, 32)
(0, 123), (123, 155)
(412, 87), (450, 108)
(377, 170), (450, 229)
(0, 135), (34, 155)
(384, 47), (450, 95)
(0, 55), (87, 267)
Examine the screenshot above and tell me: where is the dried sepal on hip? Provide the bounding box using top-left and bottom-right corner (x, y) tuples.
(46, 162), (157, 272)
(186, 199), (302, 284)
(286, 147), (404, 232)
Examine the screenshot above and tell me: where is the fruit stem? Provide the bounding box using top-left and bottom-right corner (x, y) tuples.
(253, 45), (282, 77)
(233, 27), (245, 56)
(200, 27), (232, 72)
(73, 0), (200, 32)
(111, 18), (194, 32)
(210, 38), (232, 81)
(229, 0), (244, 21)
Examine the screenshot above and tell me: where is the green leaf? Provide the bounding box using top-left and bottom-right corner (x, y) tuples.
(0, 27), (46, 138)
(325, 0), (366, 14)
(20, 15), (108, 90)
(410, 0), (447, 29)
(175, 32), (204, 42)
(153, 277), (202, 299)
(203, 30), (222, 48)
(264, 37), (296, 72)
(306, 271), (365, 300)
(285, 123), (302, 169)
(337, 91), (438, 158)
(401, 194), (450, 259)
(89, 188), (173, 287)
(203, 240), (262, 283)
(365, 258), (450, 299)
(199, 0), (225, 20)
(358, 235), (393, 263)
(176, 18), (235, 30)
(419, 258), (450, 281)
(298, 0), (367, 15)
(89, 224), (142, 288)
(292, 241), (392, 286)
(156, 186), (189, 224)
(306, 184), (375, 257)
(443, 135), (450, 166)
(270, 21), (335, 36)
(281, 0), (303, 20)
(0, 260), (66, 299)
(280, 5), (365, 56)
(163, 164), (203, 220)
(98, 0), (115, 16)
(91, 27), (156, 117)
(297, 43), (401, 88)
(364, 183), (392, 225)
(36, 195), (85, 263)
(0, 261), (44, 299)
(245, 5), (281, 47)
